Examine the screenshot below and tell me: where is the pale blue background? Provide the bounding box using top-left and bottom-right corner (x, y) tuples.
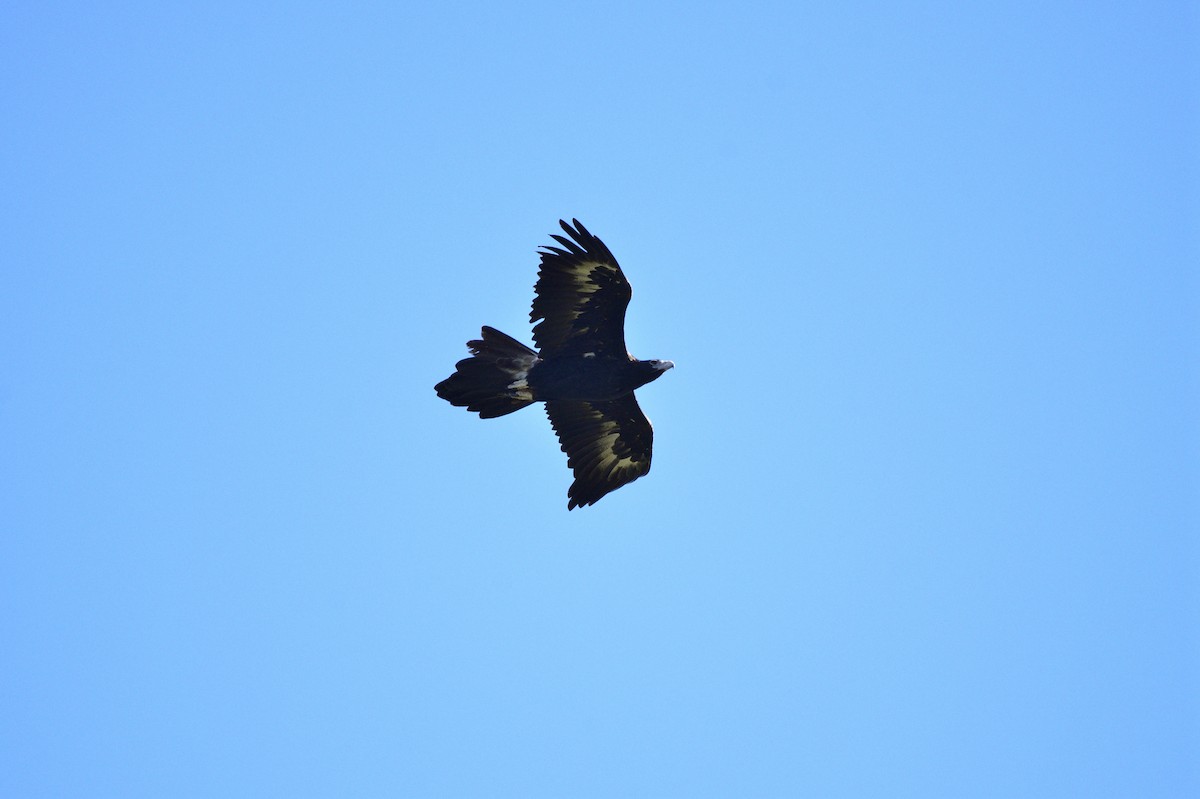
(2, 2), (1197, 796)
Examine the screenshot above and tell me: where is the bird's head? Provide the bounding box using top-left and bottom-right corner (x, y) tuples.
(631, 358), (674, 389)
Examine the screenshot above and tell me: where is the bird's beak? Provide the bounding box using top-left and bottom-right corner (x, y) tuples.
(654, 360), (675, 371)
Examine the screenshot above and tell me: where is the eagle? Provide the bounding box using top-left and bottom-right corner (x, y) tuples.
(434, 219), (674, 509)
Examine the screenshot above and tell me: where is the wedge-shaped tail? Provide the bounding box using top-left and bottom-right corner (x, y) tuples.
(434, 326), (540, 418)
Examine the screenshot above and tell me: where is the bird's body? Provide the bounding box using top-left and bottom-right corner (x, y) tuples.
(530, 353), (668, 402)
(434, 219), (673, 509)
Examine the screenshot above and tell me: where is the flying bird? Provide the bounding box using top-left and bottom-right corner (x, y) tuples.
(434, 219), (674, 509)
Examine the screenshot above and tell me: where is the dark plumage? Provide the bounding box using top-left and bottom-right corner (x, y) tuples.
(434, 219), (674, 509)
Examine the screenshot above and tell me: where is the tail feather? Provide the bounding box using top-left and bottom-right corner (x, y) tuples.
(435, 326), (540, 418)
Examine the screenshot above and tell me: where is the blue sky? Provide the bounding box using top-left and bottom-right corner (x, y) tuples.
(2, 2), (1196, 796)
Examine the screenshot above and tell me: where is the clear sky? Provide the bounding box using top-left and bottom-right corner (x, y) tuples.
(2, 2), (1196, 797)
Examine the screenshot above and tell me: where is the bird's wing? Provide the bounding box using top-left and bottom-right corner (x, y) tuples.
(545, 395), (654, 509)
(531, 219), (632, 358)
